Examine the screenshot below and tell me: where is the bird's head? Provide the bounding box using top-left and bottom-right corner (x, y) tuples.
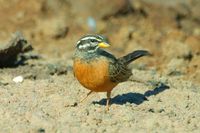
(76, 34), (110, 53)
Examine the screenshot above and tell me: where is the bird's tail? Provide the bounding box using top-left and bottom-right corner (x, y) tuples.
(118, 50), (151, 65)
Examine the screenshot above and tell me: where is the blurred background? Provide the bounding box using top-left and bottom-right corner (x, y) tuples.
(0, 0), (199, 84)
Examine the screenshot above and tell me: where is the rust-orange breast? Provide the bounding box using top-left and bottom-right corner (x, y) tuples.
(73, 58), (117, 92)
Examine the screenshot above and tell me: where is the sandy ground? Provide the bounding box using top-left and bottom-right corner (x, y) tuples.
(0, 0), (200, 133)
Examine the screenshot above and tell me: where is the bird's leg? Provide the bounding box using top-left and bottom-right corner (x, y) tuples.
(80, 90), (93, 103)
(106, 91), (111, 111)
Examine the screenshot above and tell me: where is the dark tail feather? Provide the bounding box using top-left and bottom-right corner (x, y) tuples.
(119, 50), (151, 65)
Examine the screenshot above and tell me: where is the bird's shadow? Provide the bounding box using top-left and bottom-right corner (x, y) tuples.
(93, 83), (170, 106)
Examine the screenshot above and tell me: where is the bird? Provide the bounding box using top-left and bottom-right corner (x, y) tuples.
(73, 34), (150, 110)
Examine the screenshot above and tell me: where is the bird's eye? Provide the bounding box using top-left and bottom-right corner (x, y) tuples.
(90, 39), (96, 43)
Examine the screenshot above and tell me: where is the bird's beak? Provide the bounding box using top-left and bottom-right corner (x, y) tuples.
(98, 42), (110, 48)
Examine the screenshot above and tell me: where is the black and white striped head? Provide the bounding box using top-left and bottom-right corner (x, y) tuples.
(76, 35), (110, 53)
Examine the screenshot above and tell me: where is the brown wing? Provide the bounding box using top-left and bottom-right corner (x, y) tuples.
(108, 50), (150, 83)
(98, 49), (132, 83)
(108, 60), (132, 83)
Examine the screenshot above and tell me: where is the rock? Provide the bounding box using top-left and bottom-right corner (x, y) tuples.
(0, 32), (33, 67)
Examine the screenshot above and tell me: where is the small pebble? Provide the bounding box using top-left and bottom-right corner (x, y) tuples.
(13, 76), (24, 83)
(37, 128), (45, 133)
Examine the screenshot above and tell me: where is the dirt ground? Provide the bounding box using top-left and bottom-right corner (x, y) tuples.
(0, 0), (200, 133)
